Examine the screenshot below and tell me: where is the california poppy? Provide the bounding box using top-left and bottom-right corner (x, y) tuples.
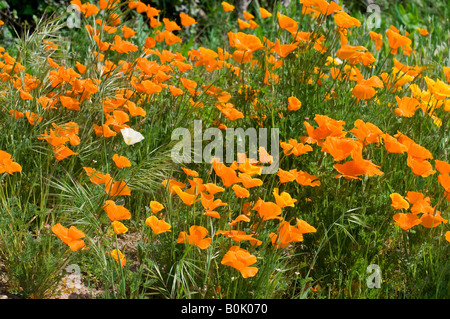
(146, 216), (171, 234)
(113, 154), (131, 168)
(406, 156), (436, 177)
(0, 150), (22, 175)
(269, 219), (314, 249)
(394, 96), (419, 118)
(52, 223), (86, 251)
(109, 249), (126, 266)
(287, 96), (301, 111)
(172, 185), (197, 206)
(221, 246), (258, 278)
(406, 191), (432, 215)
(232, 184), (250, 198)
(112, 221), (128, 234)
(435, 160), (450, 175)
(390, 193), (410, 210)
(215, 230), (262, 246)
(252, 198), (283, 221)
(103, 200), (132, 221)
(420, 210), (448, 228)
(150, 201), (164, 214)
(321, 136), (362, 161)
(393, 213), (421, 231)
(221, 1), (234, 12)
(295, 170), (321, 187)
(180, 12), (197, 27)
(105, 180), (131, 197)
(273, 188), (297, 208)
(177, 225), (212, 249)
(259, 8), (272, 19)
(382, 133), (408, 154)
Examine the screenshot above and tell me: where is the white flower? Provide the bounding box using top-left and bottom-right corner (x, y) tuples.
(120, 127), (144, 145)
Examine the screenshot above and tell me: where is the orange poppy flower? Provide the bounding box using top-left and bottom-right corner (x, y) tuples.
(334, 11), (361, 29)
(182, 167), (199, 177)
(162, 179), (186, 195)
(438, 174), (450, 192)
(277, 12), (298, 33)
(19, 89), (33, 100)
(126, 101), (146, 117)
(395, 134), (432, 160)
(172, 185), (197, 206)
(269, 219), (305, 249)
(163, 18), (181, 32)
(369, 31), (383, 51)
(83, 167), (112, 185)
(435, 160), (450, 175)
(75, 61), (86, 74)
(221, 1), (235, 12)
(406, 156), (435, 177)
(277, 168), (297, 184)
(232, 184), (250, 198)
(229, 214), (251, 227)
(238, 173), (263, 189)
(238, 19), (250, 30)
(212, 161), (241, 187)
(112, 154), (131, 168)
(420, 210), (448, 228)
(287, 96), (301, 111)
(168, 85), (184, 97)
(180, 12), (197, 27)
(221, 246), (258, 278)
(60, 96), (81, 111)
(386, 29), (412, 54)
(112, 35), (138, 54)
(405, 191), (432, 215)
(155, 30), (182, 46)
(381, 133), (408, 154)
(393, 213), (421, 231)
(53, 145), (78, 161)
(352, 75), (383, 100)
(301, 114), (346, 146)
(121, 25), (136, 38)
(9, 109), (24, 119)
(51, 223), (86, 251)
(150, 201), (164, 214)
(111, 221), (128, 234)
(334, 153), (383, 180)
(145, 216), (171, 234)
(177, 225), (212, 249)
(259, 8), (272, 19)
(295, 170), (321, 187)
(390, 193), (410, 210)
(105, 180), (131, 197)
(350, 119), (383, 146)
(204, 183), (225, 195)
(445, 231), (450, 243)
(185, 177), (206, 195)
(215, 230), (262, 246)
(25, 111), (43, 125)
(252, 198), (283, 221)
(103, 200), (131, 222)
(273, 188), (297, 208)
(321, 136), (362, 161)
(204, 210), (221, 219)
(200, 193), (227, 211)
(0, 150), (22, 175)
(394, 96), (419, 118)
(109, 249), (126, 266)
(280, 139), (313, 157)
